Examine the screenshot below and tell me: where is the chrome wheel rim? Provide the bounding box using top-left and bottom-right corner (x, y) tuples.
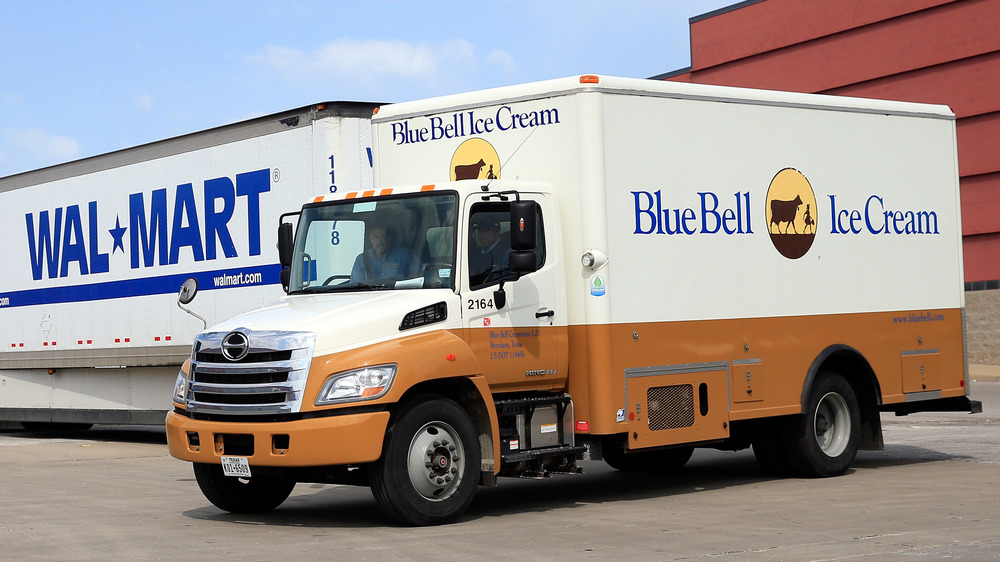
(406, 421), (466, 501)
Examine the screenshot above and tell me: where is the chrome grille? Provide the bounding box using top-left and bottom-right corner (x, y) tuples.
(647, 384), (695, 430)
(185, 330), (315, 416)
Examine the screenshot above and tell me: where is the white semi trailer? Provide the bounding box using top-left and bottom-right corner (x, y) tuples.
(0, 102), (376, 426)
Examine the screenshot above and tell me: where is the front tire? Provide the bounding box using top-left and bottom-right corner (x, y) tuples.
(370, 395), (481, 526)
(784, 372), (861, 477)
(193, 463), (295, 513)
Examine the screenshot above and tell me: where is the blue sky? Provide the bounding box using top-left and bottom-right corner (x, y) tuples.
(0, 0), (737, 178)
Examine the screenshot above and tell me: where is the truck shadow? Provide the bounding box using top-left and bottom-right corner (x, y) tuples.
(2, 425), (167, 445)
(180, 445), (970, 528)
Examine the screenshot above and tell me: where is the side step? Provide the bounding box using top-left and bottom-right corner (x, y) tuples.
(494, 393), (582, 478)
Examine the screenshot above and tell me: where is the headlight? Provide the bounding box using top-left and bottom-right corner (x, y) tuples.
(315, 364), (397, 406)
(172, 370), (188, 405)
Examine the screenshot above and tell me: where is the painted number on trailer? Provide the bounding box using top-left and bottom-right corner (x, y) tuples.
(468, 298), (494, 310)
(329, 155), (337, 193)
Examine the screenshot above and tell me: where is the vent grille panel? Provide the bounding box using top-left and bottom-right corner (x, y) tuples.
(647, 384), (695, 430)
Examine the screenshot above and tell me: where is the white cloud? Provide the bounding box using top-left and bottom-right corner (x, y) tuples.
(136, 93), (154, 110)
(252, 38), (513, 82)
(5, 128), (81, 163)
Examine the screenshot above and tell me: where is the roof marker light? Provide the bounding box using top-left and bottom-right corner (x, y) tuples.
(580, 75), (600, 84)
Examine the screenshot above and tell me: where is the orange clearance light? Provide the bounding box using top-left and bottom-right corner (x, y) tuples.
(576, 420), (590, 432)
(316, 104), (326, 111)
(373, 107), (381, 115)
(446, 353), (457, 361)
(361, 387), (386, 398)
(580, 75), (600, 84)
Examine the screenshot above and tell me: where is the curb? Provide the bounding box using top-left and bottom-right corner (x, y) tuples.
(969, 364), (1000, 383)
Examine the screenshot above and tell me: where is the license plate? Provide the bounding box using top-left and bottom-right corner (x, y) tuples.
(220, 456), (252, 478)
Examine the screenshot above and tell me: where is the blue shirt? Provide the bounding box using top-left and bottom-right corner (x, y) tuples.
(350, 247), (414, 283)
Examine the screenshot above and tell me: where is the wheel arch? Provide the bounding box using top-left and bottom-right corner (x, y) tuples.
(394, 376), (500, 485)
(803, 344), (884, 450)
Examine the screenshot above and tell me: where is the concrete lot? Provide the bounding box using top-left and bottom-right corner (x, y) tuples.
(1, 382), (997, 561)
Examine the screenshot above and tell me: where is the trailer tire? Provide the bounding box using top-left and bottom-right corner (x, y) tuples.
(784, 372), (861, 477)
(603, 446), (694, 472)
(370, 395), (480, 526)
(192, 463), (295, 513)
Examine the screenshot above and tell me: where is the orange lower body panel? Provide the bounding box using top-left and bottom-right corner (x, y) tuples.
(166, 410), (390, 467)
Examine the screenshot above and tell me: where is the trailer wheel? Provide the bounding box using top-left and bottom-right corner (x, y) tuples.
(785, 372), (861, 477)
(192, 463), (295, 513)
(370, 395), (480, 526)
(603, 446), (694, 472)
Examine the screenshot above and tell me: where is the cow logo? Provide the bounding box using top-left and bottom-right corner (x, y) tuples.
(450, 138), (500, 181)
(765, 168), (817, 259)
(221, 330), (250, 362)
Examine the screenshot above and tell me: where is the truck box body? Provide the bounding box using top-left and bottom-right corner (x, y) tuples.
(371, 76), (966, 445)
(166, 76), (974, 524)
(0, 103), (375, 424)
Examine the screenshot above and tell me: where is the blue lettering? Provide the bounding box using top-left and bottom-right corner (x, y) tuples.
(830, 194), (939, 236)
(88, 201), (109, 274)
(25, 209), (62, 280)
(168, 183), (204, 264)
(865, 195), (884, 234)
(60, 205), (88, 277)
(236, 169), (270, 256)
(632, 191), (657, 234)
(700, 192), (720, 234)
(130, 189), (168, 268)
(204, 177), (237, 260)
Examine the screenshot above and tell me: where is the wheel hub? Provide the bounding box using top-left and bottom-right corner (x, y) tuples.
(408, 423), (464, 500)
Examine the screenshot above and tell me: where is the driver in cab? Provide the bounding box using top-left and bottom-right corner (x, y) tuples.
(350, 224), (413, 283)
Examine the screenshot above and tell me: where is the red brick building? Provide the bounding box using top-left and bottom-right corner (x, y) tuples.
(659, 0), (1000, 289)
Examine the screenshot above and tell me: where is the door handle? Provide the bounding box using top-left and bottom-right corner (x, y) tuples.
(535, 309), (555, 319)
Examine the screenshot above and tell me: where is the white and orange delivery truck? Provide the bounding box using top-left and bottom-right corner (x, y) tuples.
(166, 75), (980, 525)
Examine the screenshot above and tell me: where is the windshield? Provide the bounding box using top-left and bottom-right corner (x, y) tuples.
(287, 192), (457, 293)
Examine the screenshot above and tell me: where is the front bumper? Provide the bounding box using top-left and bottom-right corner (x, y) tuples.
(166, 410), (390, 467)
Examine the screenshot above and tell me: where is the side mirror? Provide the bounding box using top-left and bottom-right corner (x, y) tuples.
(278, 222), (294, 268)
(509, 250), (536, 273)
(177, 277), (207, 330)
(509, 200), (536, 251)
(177, 277), (198, 305)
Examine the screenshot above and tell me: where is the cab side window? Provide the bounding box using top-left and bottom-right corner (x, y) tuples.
(468, 202), (544, 289)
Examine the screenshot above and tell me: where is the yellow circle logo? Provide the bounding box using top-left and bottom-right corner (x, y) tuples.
(765, 168), (817, 259)
(449, 138), (501, 181)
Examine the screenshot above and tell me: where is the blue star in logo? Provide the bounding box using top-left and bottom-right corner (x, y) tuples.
(109, 216), (127, 254)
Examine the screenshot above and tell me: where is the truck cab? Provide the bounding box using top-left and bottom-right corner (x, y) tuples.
(167, 180), (577, 525)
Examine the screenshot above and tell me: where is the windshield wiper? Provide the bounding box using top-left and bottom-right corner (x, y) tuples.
(289, 282), (389, 295)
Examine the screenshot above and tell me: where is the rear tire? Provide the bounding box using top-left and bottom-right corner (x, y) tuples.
(784, 372), (861, 477)
(603, 446), (694, 472)
(193, 463), (295, 513)
(370, 395), (480, 526)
